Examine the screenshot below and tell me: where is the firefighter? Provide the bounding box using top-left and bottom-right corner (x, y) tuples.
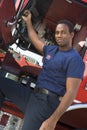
(0, 10), (84, 130)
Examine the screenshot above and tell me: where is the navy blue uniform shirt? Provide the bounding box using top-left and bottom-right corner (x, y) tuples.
(36, 45), (85, 96)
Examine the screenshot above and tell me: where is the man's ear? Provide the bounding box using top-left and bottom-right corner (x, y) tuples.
(71, 32), (74, 39)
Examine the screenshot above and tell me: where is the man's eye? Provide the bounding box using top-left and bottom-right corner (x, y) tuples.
(61, 31), (65, 34)
(55, 32), (59, 35)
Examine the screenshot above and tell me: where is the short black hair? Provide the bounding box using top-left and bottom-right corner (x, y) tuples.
(57, 19), (74, 33)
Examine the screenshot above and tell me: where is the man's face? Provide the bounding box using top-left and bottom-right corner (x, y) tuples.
(55, 24), (74, 48)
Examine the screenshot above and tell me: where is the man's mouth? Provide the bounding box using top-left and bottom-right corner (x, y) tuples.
(57, 39), (64, 43)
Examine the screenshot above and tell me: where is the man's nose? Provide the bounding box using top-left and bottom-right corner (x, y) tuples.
(58, 33), (62, 37)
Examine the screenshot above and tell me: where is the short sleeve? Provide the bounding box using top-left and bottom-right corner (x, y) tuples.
(43, 45), (57, 56)
(43, 45), (48, 56)
(66, 57), (85, 79)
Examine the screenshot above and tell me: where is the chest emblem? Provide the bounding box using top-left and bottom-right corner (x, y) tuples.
(46, 54), (51, 60)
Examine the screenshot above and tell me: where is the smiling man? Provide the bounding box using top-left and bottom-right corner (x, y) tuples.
(0, 10), (85, 130)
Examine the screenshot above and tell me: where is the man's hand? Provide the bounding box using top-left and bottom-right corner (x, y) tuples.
(22, 10), (32, 23)
(39, 117), (57, 130)
(22, 10), (45, 54)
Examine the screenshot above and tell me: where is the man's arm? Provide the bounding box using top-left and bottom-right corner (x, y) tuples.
(22, 10), (45, 55)
(39, 77), (82, 130)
